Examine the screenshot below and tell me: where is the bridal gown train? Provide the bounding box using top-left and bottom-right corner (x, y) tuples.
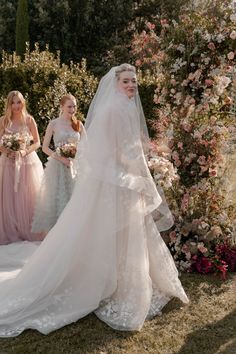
(0, 90), (188, 337)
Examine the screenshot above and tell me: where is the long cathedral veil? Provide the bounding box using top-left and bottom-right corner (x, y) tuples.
(0, 64), (188, 337)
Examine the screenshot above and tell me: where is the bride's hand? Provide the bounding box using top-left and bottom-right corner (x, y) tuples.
(59, 156), (72, 167)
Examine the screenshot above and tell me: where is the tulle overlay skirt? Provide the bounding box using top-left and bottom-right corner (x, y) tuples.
(31, 157), (75, 233)
(0, 166), (188, 336)
(0, 152), (45, 244)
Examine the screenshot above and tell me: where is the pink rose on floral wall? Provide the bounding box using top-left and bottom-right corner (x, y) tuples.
(205, 79), (214, 86)
(197, 243), (208, 254)
(209, 168), (217, 177)
(230, 30), (236, 39)
(208, 42), (216, 50)
(181, 120), (192, 132)
(197, 155), (207, 165)
(169, 231), (177, 242)
(227, 51), (235, 60)
(146, 22), (155, 30)
(181, 193), (190, 212)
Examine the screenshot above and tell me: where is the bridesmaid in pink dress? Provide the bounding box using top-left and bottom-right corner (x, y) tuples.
(0, 91), (45, 244)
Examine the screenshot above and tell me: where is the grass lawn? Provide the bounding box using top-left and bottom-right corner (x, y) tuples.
(0, 273), (235, 354)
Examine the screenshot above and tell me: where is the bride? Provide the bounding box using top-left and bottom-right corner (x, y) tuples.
(0, 64), (188, 337)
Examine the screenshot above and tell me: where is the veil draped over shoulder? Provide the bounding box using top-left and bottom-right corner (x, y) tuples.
(0, 66), (188, 336)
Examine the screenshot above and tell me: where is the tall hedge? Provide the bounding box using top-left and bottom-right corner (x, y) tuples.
(0, 45), (98, 162)
(15, 0), (29, 56)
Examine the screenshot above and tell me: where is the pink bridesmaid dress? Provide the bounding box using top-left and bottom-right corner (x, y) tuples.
(0, 123), (45, 244)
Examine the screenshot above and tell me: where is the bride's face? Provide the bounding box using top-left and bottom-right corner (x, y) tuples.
(117, 71), (137, 98)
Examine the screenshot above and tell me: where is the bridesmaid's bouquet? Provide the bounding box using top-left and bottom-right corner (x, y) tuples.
(0, 132), (28, 151)
(0, 132), (31, 192)
(56, 142), (77, 159)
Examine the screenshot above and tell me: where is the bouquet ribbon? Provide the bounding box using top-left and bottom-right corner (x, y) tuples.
(14, 152), (22, 192)
(69, 159), (77, 179)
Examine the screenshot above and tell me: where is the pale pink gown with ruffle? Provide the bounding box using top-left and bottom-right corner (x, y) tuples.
(0, 123), (45, 244)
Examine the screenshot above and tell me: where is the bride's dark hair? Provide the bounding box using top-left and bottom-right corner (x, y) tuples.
(60, 94), (81, 132)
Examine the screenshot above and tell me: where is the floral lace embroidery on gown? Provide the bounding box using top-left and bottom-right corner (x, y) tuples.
(0, 120), (44, 244)
(31, 118), (80, 233)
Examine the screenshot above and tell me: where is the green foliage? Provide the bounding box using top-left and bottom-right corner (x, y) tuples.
(0, 1), (16, 53)
(0, 45), (98, 162)
(28, 0), (134, 74)
(0, 0), (193, 74)
(136, 70), (157, 136)
(16, 0), (29, 56)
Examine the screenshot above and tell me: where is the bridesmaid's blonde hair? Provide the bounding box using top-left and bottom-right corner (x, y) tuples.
(2, 91), (28, 129)
(60, 94), (81, 132)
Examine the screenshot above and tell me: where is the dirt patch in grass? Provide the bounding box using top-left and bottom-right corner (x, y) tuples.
(0, 273), (235, 354)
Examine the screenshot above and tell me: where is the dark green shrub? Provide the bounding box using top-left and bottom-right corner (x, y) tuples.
(15, 0), (29, 56)
(0, 45), (98, 163)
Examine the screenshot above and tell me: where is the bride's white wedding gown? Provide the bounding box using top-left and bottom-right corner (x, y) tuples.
(0, 90), (188, 337)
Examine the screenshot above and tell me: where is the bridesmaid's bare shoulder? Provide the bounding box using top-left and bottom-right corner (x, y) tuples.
(48, 117), (60, 126)
(26, 114), (34, 123)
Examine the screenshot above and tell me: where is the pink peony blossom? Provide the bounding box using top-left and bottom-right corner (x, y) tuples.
(208, 42), (216, 50)
(197, 155), (206, 165)
(181, 193), (189, 212)
(146, 22), (155, 30)
(169, 231), (177, 242)
(205, 79), (214, 86)
(227, 51), (235, 60)
(198, 243), (208, 254)
(209, 168), (217, 177)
